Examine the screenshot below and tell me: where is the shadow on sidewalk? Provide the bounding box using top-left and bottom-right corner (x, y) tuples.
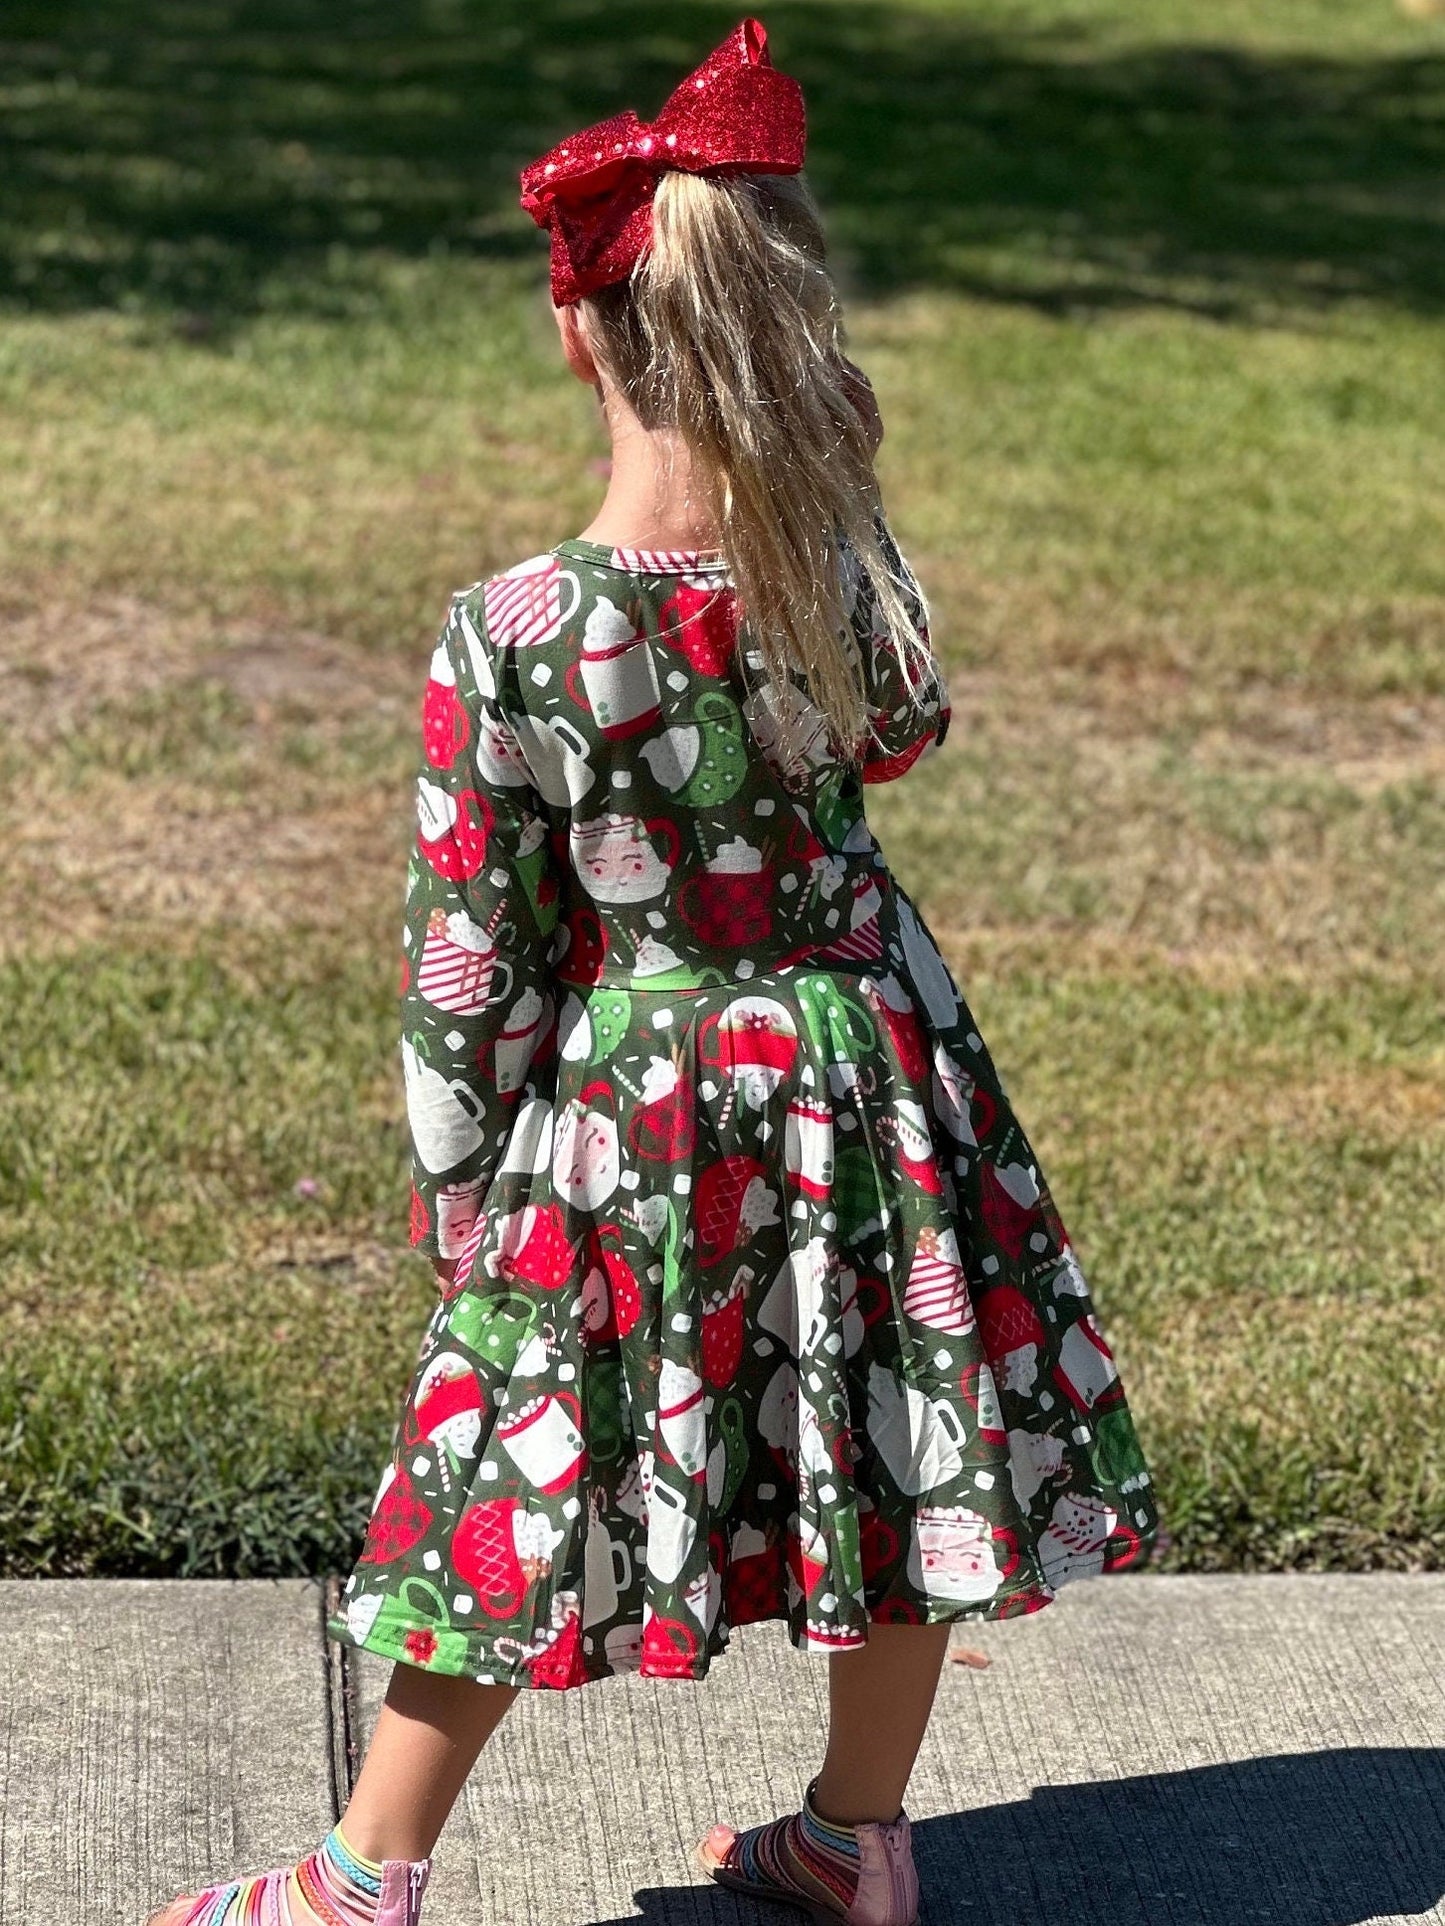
(589, 1746), (1445, 1925)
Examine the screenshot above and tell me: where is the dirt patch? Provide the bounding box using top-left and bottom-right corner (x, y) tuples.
(0, 597), (204, 744)
(2, 771), (406, 956)
(192, 631), (412, 723)
(0, 595), (414, 748)
(3, 594), (1441, 968)
(0, 597), (425, 957)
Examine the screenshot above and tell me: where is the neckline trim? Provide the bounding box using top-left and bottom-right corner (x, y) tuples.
(554, 535), (731, 574)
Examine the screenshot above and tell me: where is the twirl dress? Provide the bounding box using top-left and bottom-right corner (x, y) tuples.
(326, 521), (1159, 1688)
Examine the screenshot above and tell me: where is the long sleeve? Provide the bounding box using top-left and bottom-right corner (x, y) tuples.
(398, 594), (563, 1262)
(850, 515), (952, 784)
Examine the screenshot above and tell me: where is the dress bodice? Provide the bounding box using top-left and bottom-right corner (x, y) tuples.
(402, 517), (951, 1251)
(445, 528), (951, 994)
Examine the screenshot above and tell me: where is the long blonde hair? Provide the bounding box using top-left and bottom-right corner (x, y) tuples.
(578, 170), (936, 770)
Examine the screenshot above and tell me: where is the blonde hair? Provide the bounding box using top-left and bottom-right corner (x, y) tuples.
(578, 170), (936, 770)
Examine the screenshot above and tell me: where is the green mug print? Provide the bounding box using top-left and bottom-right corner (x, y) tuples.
(446, 1289), (542, 1375)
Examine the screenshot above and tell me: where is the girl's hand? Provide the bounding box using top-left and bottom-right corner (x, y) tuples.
(433, 1255), (459, 1293)
(840, 358), (884, 457)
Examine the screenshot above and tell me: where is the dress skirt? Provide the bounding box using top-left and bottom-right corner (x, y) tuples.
(326, 875), (1159, 1690)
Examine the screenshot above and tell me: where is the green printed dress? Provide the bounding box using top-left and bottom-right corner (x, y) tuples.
(326, 522), (1159, 1688)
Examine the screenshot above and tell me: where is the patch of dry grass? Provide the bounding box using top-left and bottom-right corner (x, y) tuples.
(2, 581), (1440, 1573)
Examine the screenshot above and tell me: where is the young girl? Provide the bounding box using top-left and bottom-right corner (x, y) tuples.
(150, 20), (1157, 1926)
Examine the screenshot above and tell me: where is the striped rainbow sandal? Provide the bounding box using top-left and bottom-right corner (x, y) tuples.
(145, 1825), (431, 1926)
(696, 1776), (920, 1926)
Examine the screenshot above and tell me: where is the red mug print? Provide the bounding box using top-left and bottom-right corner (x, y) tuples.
(416, 778), (491, 882)
(677, 865), (775, 946)
(859, 1504), (900, 1581)
(422, 675), (469, 770)
(1105, 1521), (1145, 1570)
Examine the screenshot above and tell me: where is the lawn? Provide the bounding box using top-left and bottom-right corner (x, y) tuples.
(0, 0), (1441, 1577)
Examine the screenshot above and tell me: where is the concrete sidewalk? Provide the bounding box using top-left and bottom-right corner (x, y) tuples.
(2, 1575), (1442, 1925)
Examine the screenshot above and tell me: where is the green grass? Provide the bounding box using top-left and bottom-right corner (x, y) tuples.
(1, 0), (1442, 1577)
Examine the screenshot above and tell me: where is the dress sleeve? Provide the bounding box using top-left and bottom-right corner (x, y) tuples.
(398, 593), (563, 1262)
(849, 514), (953, 784)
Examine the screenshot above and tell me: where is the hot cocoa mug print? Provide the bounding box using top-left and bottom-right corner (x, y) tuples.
(641, 1463), (698, 1585)
(907, 1505), (1006, 1603)
(415, 774), (490, 882)
(510, 710), (598, 810)
(566, 596), (662, 742)
(483, 985), (548, 1097)
(434, 1178), (485, 1260)
(657, 1359), (707, 1480)
(582, 1504), (634, 1627)
(572, 812), (680, 904)
(497, 1389), (587, 1495)
(473, 705), (539, 789)
(866, 1362), (970, 1495)
(677, 837), (774, 946)
(401, 1033), (487, 1174)
(417, 909), (513, 1017)
(422, 641), (468, 771)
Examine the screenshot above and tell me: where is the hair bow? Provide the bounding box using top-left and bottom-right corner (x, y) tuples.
(519, 17), (806, 307)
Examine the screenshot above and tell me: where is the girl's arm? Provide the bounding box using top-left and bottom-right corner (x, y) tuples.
(398, 596), (563, 1276)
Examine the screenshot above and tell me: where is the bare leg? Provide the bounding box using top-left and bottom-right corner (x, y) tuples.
(338, 1662), (520, 1863)
(812, 1623), (953, 1825)
(697, 1620), (953, 1889)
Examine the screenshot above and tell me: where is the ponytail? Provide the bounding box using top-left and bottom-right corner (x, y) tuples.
(578, 170), (938, 770)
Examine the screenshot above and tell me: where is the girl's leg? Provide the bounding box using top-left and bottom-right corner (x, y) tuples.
(343, 1628), (949, 1865)
(148, 1664), (518, 1924)
(698, 1622), (952, 1922)
(338, 1662), (521, 1862)
(813, 1622), (953, 1824)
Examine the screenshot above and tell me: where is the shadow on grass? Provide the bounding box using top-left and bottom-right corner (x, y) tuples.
(1, 0), (1443, 325)
(597, 1748), (1445, 1926)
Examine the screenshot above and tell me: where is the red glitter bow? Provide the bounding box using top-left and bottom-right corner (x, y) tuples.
(519, 17), (807, 306)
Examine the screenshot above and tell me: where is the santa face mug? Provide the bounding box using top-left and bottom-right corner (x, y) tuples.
(572, 812), (680, 904)
(907, 1505), (1009, 1603)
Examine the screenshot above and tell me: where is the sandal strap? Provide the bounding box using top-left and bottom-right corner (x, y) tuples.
(724, 1782), (864, 1917)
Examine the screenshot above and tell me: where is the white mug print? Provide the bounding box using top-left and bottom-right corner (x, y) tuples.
(657, 1359), (707, 1479)
(583, 1505), (632, 1628)
(896, 897), (961, 1029)
(866, 1362), (969, 1495)
(642, 1464), (697, 1585)
(639, 723), (703, 792)
(496, 1095), (554, 1177)
(509, 710), (597, 809)
(402, 1037), (486, 1174)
